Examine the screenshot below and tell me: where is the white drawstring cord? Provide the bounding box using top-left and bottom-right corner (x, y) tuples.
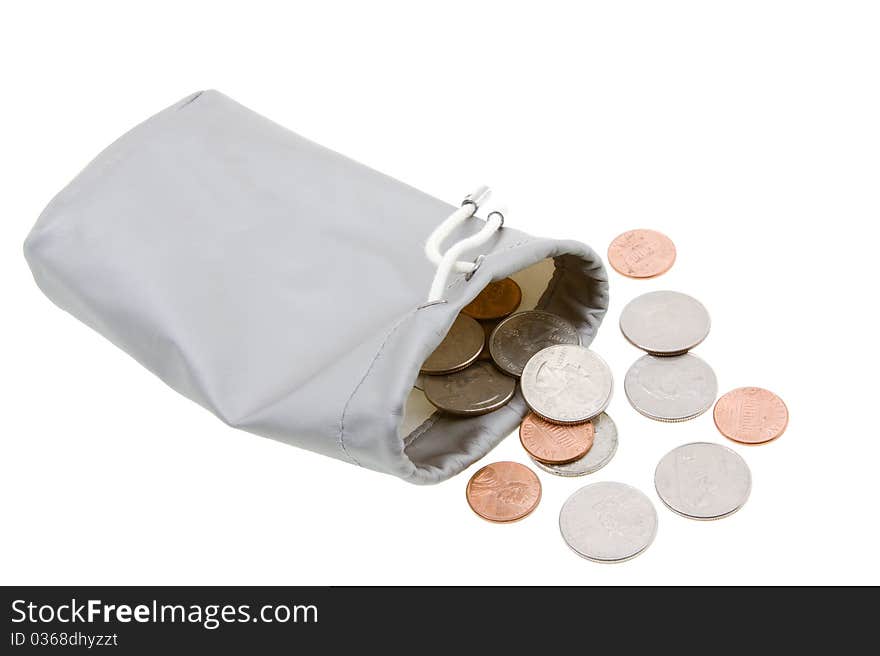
(426, 213), (503, 302)
(424, 186), (506, 303)
(424, 185), (491, 272)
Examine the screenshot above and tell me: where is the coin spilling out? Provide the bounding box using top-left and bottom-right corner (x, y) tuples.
(608, 229), (677, 279)
(521, 345), (613, 424)
(624, 353), (717, 422)
(519, 413), (594, 464)
(714, 387), (789, 445)
(461, 277), (523, 321)
(531, 412), (618, 477)
(420, 314), (484, 375)
(559, 482), (658, 563)
(619, 290), (710, 356)
(654, 442), (751, 520)
(489, 311), (580, 377)
(423, 361), (516, 416)
(466, 461), (541, 523)
(477, 320), (498, 361)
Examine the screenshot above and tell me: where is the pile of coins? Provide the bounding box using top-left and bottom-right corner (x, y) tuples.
(422, 228), (788, 564)
(420, 283), (621, 525)
(419, 279), (520, 415)
(419, 276), (598, 420)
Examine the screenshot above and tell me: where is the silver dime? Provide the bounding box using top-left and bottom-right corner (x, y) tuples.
(559, 482), (658, 563)
(420, 314), (485, 375)
(624, 353), (717, 422)
(423, 361), (516, 416)
(654, 442), (751, 520)
(520, 345), (612, 424)
(489, 311), (579, 377)
(531, 412), (618, 477)
(619, 290), (710, 355)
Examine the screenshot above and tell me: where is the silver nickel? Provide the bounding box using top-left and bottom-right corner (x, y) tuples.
(559, 482), (658, 563)
(423, 361), (516, 416)
(531, 412), (618, 477)
(619, 290), (710, 355)
(624, 353), (717, 422)
(654, 442), (751, 520)
(521, 345), (612, 424)
(489, 311), (579, 377)
(420, 314), (484, 375)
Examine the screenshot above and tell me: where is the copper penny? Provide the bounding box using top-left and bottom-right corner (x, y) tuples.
(461, 278), (522, 321)
(519, 413), (595, 464)
(714, 387), (789, 444)
(608, 229), (676, 279)
(465, 461), (541, 523)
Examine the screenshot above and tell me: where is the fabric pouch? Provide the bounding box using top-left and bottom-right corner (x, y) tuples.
(24, 90), (609, 484)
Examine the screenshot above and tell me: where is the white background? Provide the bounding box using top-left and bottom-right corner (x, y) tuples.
(2, 1), (878, 586)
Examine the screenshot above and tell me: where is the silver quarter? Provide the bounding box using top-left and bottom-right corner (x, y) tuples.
(423, 361), (516, 416)
(531, 412), (618, 476)
(619, 290), (710, 355)
(420, 314), (485, 375)
(654, 442), (751, 520)
(520, 345), (612, 424)
(624, 353), (717, 422)
(489, 311), (579, 377)
(559, 482), (658, 563)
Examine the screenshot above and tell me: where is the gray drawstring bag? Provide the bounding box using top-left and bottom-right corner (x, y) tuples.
(23, 90), (609, 484)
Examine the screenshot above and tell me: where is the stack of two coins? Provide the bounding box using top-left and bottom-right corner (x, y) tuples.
(621, 290), (717, 422)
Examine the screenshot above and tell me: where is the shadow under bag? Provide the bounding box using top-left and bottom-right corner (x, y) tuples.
(24, 90), (609, 484)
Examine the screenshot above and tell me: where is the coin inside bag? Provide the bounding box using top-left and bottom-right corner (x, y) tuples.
(400, 256), (609, 482)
